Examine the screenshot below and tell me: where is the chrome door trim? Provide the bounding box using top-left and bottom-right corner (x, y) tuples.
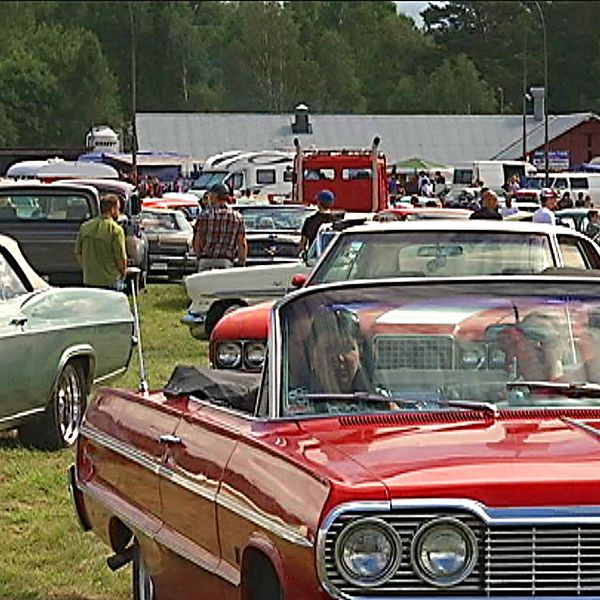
(0, 406), (45, 426)
(80, 424), (312, 547)
(80, 424), (161, 475)
(216, 490), (313, 548)
(93, 366), (127, 384)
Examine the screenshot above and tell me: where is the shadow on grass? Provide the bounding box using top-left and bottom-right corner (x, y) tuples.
(0, 432), (23, 450)
(151, 290), (189, 313)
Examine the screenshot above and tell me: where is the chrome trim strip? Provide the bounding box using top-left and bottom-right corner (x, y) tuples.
(159, 465), (216, 503)
(0, 406), (45, 425)
(78, 478), (159, 541)
(188, 395), (259, 421)
(80, 425), (161, 476)
(0, 318), (133, 340)
(217, 491), (313, 548)
(81, 424), (311, 547)
(93, 366), (127, 384)
(269, 307), (281, 419)
(68, 464), (90, 532)
(155, 525), (238, 586)
(563, 417), (600, 440)
(54, 344), (96, 393)
(317, 498), (600, 600)
(390, 498), (600, 524)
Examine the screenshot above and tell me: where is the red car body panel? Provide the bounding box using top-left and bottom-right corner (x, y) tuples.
(75, 381), (600, 598)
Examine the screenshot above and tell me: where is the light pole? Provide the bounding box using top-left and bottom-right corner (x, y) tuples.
(129, 2), (138, 185)
(533, 0), (549, 182)
(497, 87), (504, 114)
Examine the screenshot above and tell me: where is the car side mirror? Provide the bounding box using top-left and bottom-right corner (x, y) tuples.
(291, 273), (307, 288)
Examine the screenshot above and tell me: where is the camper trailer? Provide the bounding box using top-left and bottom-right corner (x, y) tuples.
(189, 150), (294, 200)
(452, 160), (536, 191)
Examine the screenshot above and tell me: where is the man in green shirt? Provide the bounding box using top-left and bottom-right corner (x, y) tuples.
(75, 194), (127, 289)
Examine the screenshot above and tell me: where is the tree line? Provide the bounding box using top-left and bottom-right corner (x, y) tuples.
(0, 1), (596, 147)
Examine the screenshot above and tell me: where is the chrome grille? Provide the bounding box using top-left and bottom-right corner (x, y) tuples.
(322, 509), (600, 597)
(375, 335), (454, 370)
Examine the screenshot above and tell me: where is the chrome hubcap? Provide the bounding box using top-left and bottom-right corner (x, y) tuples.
(56, 367), (82, 445)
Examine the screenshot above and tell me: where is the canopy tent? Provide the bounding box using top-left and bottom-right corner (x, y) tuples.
(394, 157), (450, 173)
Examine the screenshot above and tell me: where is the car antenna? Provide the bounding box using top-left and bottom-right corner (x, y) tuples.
(127, 267), (149, 395)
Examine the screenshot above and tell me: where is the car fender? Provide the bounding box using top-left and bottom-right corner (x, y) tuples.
(51, 344), (95, 398)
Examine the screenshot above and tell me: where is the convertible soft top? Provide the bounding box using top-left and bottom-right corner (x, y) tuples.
(163, 365), (260, 413)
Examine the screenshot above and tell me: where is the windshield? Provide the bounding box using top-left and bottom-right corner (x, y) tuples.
(310, 231), (554, 283)
(190, 171), (227, 190)
(236, 207), (313, 232)
(279, 280), (600, 416)
(140, 211), (192, 233)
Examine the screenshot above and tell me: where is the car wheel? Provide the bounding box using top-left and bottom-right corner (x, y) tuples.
(205, 301), (244, 337)
(133, 542), (154, 600)
(18, 361), (87, 450)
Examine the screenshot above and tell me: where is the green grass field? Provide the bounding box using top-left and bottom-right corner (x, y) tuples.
(0, 283), (208, 600)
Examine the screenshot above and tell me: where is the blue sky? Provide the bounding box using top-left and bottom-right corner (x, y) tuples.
(395, 1), (442, 27)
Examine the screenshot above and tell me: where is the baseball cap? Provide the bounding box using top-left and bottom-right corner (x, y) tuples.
(208, 183), (231, 199)
(315, 189), (335, 205)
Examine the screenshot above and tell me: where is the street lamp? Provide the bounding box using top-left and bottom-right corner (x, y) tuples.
(533, 0), (549, 182)
(129, 1), (138, 185)
(522, 92), (532, 160)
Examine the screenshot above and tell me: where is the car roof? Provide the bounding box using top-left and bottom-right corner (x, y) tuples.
(63, 178), (136, 192)
(140, 207), (180, 216)
(338, 219), (584, 237)
(0, 180), (99, 195)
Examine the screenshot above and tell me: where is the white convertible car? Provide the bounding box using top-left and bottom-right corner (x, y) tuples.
(181, 226), (336, 338)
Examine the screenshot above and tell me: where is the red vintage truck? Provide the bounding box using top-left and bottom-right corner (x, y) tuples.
(292, 137), (388, 212)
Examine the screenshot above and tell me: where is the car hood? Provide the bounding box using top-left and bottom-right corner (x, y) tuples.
(296, 412), (600, 506)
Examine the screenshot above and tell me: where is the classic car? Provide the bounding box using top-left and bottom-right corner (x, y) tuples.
(0, 234), (134, 449)
(181, 217), (342, 339)
(374, 207), (472, 222)
(0, 181), (147, 286)
(142, 193), (201, 221)
(234, 204), (315, 265)
(140, 208), (197, 278)
(72, 274), (600, 599)
(210, 220), (600, 371)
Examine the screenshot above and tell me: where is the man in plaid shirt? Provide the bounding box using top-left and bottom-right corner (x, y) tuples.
(193, 183), (247, 271)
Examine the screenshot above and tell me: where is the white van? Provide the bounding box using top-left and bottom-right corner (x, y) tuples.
(526, 172), (600, 202)
(189, 150), (294, 200)
(452, 160), (536, 191)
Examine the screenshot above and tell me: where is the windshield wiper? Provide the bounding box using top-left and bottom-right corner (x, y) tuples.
(300, 393), (499, 417)
(300, 392), (402, 404)
(506, 380), (600, 397)
(436, 399), (499, 417)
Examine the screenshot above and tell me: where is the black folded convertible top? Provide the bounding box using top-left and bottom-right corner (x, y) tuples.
(163, 365), (260, 414)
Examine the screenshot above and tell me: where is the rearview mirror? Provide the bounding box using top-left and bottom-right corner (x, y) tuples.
(291, 273), (307, 288)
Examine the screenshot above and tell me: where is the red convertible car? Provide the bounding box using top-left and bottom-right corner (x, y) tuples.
(72, 275), (600, 599)
(210, 220), (600, 372)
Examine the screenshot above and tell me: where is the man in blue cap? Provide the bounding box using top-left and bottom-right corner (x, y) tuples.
(298, 189), (336, 253)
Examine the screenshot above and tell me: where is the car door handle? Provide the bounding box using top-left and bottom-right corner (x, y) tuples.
(159, 434), (183, 446)
(10, 316), (27, 327)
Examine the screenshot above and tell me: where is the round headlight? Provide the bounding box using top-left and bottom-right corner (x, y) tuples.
(244, 342), (265, 369)
(411, 518), (478, 587)
(335, 518), (401, 587)
(215, 342), (242, 368)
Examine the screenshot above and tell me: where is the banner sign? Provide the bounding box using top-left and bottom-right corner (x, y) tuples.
(532, 150), (570, 171)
